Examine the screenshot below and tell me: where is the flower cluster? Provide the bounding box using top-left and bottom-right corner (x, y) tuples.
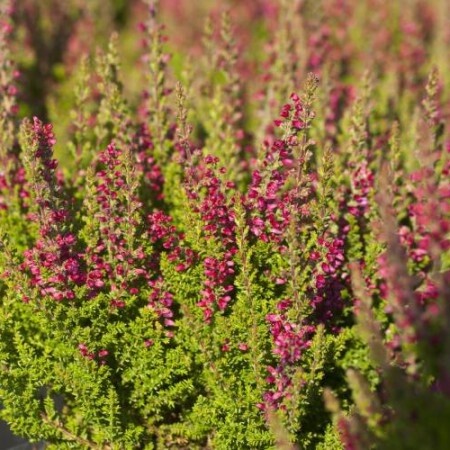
(310, 233), (348, 326)
(20, 118), (85, 303)
(0, 23), (26, 215)
(85, 143), (151, 306)
(132, 123), (164, 204)
(348, 161), (375, 218)
(378, 144), (450, 353)
(0, 0), (18, 127)
(147, 209), (195, 272)
(263, 304), (316, 407)
(247, 90), (318, 249)
(146, 210), (197, 329)
(78, 343), (109, 365)
(148, 277), (175, 330)
(186, 155), (237, 322)
(251, 89), (349, 410)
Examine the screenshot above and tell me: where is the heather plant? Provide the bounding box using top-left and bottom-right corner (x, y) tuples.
(324, 68), (450, 449)
(0, 0), (449, 449)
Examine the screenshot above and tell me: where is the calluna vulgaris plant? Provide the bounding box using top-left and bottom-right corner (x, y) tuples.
(0, 0), (449, 449)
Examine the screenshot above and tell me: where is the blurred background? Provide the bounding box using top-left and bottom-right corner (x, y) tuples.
(8, 0), (449, 120)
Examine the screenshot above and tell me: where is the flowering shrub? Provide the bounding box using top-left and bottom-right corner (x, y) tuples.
(0, 0), (449, 449)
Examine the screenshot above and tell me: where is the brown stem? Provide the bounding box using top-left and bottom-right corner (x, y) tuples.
(41, 413), (112, 450)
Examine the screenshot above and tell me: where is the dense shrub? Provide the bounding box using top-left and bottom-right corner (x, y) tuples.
(0, 0), (449, 448)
